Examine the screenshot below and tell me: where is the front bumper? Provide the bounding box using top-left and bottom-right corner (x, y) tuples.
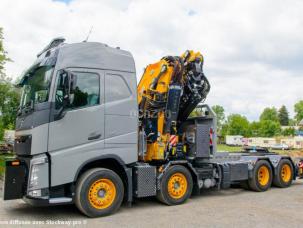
(23, 196), (73, 206)
(3, 155), (49, 200)
(3, 156), (73, 206)
(3, 155), (49, 201)
(23, 196), (50, 206)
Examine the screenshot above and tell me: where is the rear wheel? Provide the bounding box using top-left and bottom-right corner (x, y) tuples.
(273, 159), (293, 188)
(248, 160), (272, 192)
(157, 165), (193, 205)
(75, 168), (124, 217)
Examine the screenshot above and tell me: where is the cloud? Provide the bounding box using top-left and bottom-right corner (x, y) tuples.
(0, 0), (302, 120)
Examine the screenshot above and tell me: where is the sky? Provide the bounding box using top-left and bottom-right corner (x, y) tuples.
(0, 0), (302, 121)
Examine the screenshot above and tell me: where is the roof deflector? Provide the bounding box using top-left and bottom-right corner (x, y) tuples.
(37, 37), (65, 57)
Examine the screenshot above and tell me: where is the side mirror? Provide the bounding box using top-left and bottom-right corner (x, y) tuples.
(55, 69), (77, 120)
(59, 69), (77, 104)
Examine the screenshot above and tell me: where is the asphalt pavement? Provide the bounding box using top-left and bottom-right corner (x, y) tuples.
(0, 179), (302, 228)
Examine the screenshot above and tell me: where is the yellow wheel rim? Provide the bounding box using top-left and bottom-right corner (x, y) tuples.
(258, 166), (270, 186)
(167, 172), (187, 199)
(281, 164), (291, 183)
(88, 179), (116, 209)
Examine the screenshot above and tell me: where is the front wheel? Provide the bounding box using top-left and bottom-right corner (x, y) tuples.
(157, 165), (193, 205)
(75, 168), (124, 217)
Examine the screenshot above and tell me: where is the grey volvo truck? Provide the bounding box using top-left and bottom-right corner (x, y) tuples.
(3, 38), (303, 217)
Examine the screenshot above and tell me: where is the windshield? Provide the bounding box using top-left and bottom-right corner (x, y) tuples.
(20, 66), (54, 109)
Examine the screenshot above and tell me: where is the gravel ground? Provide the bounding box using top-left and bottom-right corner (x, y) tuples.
(0, 179), (302, 228)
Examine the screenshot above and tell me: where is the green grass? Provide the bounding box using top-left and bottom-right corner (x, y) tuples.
(217, 144), (242, 152)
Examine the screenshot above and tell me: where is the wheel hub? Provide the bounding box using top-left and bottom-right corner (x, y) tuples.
(174, 182), (180, 190)
(167, 173), (187, 199)
(98, 189), (106, 198)
(281, 164), (291, 182)
(88, 179), (116, 209)
(258, 166), (270, 186)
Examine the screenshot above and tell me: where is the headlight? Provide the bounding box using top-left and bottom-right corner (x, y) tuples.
(29, 164), (42, 189)
(28, 189), (42, 197)
(28, 155), (48, 190)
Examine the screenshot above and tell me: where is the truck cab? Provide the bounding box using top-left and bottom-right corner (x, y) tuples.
(5, 39), (138, 206)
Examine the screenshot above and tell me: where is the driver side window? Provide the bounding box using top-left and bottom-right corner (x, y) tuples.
(55, 71), (100, 110)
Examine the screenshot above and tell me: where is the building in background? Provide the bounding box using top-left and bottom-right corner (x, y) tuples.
(224, 135), (303, 150)
(247, 137), (276, 148)
(225, 135), (244, 146)
(281, 136), (303, 149)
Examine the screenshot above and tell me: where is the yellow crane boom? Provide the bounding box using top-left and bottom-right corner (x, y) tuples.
(137, 50), (210, 162)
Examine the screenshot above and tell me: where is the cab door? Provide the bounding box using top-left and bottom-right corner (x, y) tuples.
(48, 68), (105, 186)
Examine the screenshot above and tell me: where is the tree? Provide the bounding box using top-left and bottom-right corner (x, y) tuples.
(278, 105), (289, 126)
(250, 121), (261, 137)
(0, 116), (3, 140)
(289, 118), (297, 126)
(1, 84), (20, 128)
(212, 105), (225, 134)
(0, 28), (20, 140)
(259, 120), (281, 137)
(282, 127), (295, 136)
(294, 100), (303, 124)
(221, 123), (229, 138)
(225, 114), (251, 137)
(0, 28), (11, 80)
(260, 107), (279, 123)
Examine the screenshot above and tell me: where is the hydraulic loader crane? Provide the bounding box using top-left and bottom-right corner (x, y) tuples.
(2, 39), (303, 217)
(138, 50), (210, 162)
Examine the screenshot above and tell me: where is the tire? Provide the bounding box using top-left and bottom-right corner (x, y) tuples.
(273, 159), (294, 188)
(75, 168), (124, 217)
(248, 160), (272, 192)
(157, 165), (193, 205)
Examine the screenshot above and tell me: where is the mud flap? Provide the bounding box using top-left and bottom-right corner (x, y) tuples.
(3, 160), (27, 200)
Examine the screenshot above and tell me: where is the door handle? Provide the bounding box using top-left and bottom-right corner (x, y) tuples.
(88, 134), (101, 140)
